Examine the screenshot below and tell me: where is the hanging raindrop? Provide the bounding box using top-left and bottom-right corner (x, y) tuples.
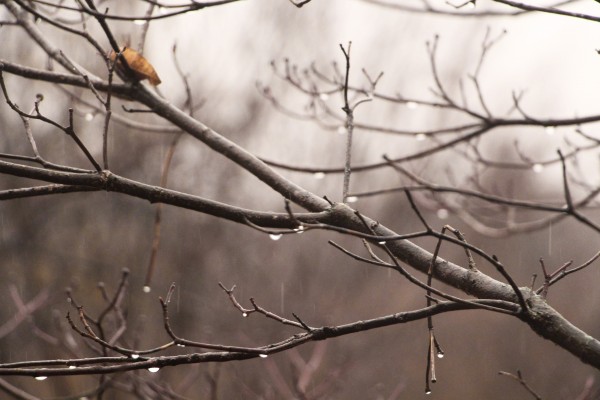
(378, 241), (386, 245)
(68, 365), (77, 369)
(337, 126), (346, 135)
(133, 19), (147, 25)
(346, 196), (358, 203)
(35, 376), (48, 381)
(415, 133), (427, 141)
(532, 163), (544, 173)
(313, 172), (326, 180)
(148, 367), (160, 373)
(294, 225), (305, 234)
(259, 354), (268, 358)
(545, 126), (556, 135)
(319, 93), (329, 101)
(131, 354), (140, 359)
(143, 286), (151, 293)
(269, 234), (283, 241)
(84, 113), (94, 122)
(242, 312), (248, 317)
(406, 101), (418, 109)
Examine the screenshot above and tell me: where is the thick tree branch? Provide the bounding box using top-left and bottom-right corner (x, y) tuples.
(0, 160), (328, 227)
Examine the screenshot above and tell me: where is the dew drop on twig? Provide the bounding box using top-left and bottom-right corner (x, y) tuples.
(406, 101), (418, 110)
(131, 354), (140, 359)
(415, 133), (427, 141)
(346, 196), (358, 203)
(35, 376), (47, 381)
(148, 367), (160, 373)
(313, 172), (326, 180)
(259, 354), (268, 358)
(143, 286), (151, 293)
(269, 234), (283, 241)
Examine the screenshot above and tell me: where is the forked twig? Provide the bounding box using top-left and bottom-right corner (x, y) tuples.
(499, 370), (542, 400)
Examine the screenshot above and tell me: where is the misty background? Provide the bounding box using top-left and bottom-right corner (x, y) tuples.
(1, 0), (600, 398)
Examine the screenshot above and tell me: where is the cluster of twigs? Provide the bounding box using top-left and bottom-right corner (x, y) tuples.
(260, 27), (600, 237)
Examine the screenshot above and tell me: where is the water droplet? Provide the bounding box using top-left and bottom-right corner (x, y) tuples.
(437, 208), (449, 219)
(319, 93), (329, 101)
(148, 367), (160, 373)
(269, 234), (282, 241)
(532, 163), (544, 173)
(68, 365), (77, 369)
(337, 126), (346, 135)
(346, 196), (358, 203)
(294, 225), (305, 234)
(466, 0), (476, 9)
(545, 126), (556, 135)
(378, 241), (386, 245)
(133, 19), (147, 25)
(259, 354), (268, 358)
(176, 343), (186, 347)
(406, 101), (418, 109)
(143, 286), (151, 293)
(437, 352), (445, 359)
(313, 172), (326, 179)
(415, 133), (427, 141)
(425, 390), (432, 395)
(35, 376), (47, 381)
(242, 312), (248, 317)
(131, 354), (140, 359)
(84, 113), (94, 122)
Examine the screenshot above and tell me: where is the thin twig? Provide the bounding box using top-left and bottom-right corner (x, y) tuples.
(498, 370), (542, 400)
(340, 42), (353, 203)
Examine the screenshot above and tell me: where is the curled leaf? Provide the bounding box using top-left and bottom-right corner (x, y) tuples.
(108, 47), (161, 86)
